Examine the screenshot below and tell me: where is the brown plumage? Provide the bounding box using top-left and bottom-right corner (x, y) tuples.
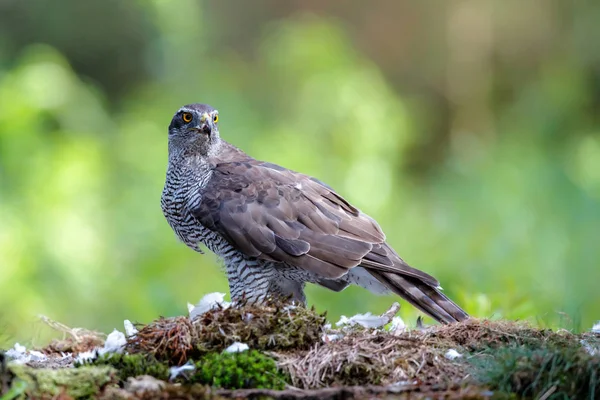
(162, 103), (469, 324)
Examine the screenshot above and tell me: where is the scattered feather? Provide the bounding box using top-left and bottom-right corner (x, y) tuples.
(28, 350), (48, 362)
(389, 316), (406, 334)
(169, 361), (196, 381)
(5, 343), (48, 364)
(189, 292), (231, 319)
(444, 349), (462, 360)
(99, 329), (126, 355)
(124, 320), (138, 337)
(336, 312), (389, 329)
(322, 334), (341, 342)
(224, 342), (249, 353)
(5, 343), (31, 364)
(75, 349), (98, 364)
(6, 343), (26, 359)
(591, 321), (600, 334)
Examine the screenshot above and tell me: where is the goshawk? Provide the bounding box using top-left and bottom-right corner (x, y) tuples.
(161, 103), (468, 324)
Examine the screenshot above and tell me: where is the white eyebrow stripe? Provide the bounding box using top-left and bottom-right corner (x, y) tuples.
(176, 107), (219, 115)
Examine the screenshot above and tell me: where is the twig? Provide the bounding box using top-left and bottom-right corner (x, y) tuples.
(538, 385), (557, 400)
(381, 302), (401, 324)
(38, 315), (106, 342)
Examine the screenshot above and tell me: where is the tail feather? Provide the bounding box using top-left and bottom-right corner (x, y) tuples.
(369, 270), (468, 324)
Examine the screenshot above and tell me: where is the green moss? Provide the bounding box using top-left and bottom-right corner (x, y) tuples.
(190, 350), (288, 390)
(8, 364), (116, 399)
(82, 353), (170, 382)
(469, 344), (600, 399)
(73, 349), (288, 391)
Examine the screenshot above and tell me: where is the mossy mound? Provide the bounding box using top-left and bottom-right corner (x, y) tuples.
(3, 303), (600, 400)
(7, 364), (117, 399)
(470, 343), (600, 399)
(126, 301), (326, 364)
(81, 350), (289, 391)
(426, 318), (578, 351)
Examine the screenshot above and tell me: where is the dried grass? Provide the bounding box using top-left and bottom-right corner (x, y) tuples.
(425, 318), (576, 351)
(39, 315), (106, 356)
(126, 300), (326, 365)
(275, 317), (588, 390)
(276, 329), (466, 389)
(127, 316), (195, 365)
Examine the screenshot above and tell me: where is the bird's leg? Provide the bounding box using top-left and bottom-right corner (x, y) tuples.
(224, 257), (278, 305)
(268, 278), (307, 305)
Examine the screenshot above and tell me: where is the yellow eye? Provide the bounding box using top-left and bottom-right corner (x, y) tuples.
(213, 114), (219, 123)
(182, 112), (193, 123)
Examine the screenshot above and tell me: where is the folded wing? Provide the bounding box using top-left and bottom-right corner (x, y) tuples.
(191, 159), (467, 323)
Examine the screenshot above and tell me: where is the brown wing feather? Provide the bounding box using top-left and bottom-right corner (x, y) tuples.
(192, 160), (382, 279)
(193, 160), (447, 281)
(191, 158), (468, 323)
(362, 243), (440, 287)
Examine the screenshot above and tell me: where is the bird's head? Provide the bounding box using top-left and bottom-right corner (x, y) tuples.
(168, 103), (221, 157)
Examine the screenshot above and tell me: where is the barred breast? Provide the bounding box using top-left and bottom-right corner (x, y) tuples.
(161, 160), (287, 302)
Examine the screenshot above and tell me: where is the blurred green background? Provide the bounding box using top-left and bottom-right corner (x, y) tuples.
(1, 0), (599, 345)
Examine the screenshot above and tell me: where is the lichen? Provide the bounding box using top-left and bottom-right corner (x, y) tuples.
(8, 364), (117, 399)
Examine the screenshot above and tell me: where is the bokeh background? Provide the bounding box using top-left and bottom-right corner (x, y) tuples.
(1, 0), (599, 345)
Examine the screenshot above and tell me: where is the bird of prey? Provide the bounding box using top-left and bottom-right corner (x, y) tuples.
(161, 103), (468, 324)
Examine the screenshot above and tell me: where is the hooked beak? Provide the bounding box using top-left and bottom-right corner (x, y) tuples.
(197, 112), (213, 135)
